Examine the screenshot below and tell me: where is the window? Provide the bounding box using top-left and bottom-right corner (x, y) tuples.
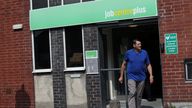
(184, 58), (192, 81)
(32, 29), (52, 72)
(31, 0), (93, 9)
(32, 0), (48, 9)
(49, 0), (62, 7)
(64, 0), (80, 4)
(82, 0), (94, 2)
(31, 0), (62, 9)
(63, 0), (80, 4)
(64, 26), (85, 71)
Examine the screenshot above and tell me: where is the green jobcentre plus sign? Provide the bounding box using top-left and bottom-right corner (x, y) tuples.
(30, 0), (158, 30)
(85, 50), (98, 59)
(165, 33), (178, 54)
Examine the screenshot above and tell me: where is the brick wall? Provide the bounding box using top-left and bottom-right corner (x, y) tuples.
(49, 1), (66, 108)
(84, 26), (103, 108)
(0, 0), (34, 108)
(158, 0), (192, 107)
(51, 28), (67, 108)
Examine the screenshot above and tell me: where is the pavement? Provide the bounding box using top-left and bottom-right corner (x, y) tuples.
(120, 98), (163, 108)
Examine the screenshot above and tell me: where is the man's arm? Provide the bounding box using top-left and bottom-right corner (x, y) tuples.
(147, 64), (154, 84)
(119, 60), (126, 84)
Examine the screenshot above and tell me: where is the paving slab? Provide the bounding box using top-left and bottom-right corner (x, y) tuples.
(120, 98), (163, 108)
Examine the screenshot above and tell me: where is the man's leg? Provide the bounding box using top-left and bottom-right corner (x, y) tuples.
(128, 80), (136, 108)
(136, 81), (145, 108)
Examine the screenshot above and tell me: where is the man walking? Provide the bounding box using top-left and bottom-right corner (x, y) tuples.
(118, 39), (154, 108)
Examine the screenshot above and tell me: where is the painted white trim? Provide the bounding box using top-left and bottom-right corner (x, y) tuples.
(63, 26), (85, 71)
(47, 0), (50, 7)
(82, 26), (86, 70)
(31, 31), (35, 71)
(185, 81), (192, 83)
(63, 28), (67, 70)
(49, 30), (53, 71)
(64, 67), (85, 71)
(32, 69), (52, 73)
(185, 64), (188, 80)
(30, 0), (32, 10)
(62, 0), (64, 5)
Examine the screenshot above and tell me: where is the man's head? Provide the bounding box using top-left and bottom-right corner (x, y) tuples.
(133, 39), (142, 52)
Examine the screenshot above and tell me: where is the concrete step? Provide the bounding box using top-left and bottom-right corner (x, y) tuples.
(119, 98), (163, 108)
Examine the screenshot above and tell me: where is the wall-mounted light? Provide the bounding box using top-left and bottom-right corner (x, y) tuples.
(12, 24), (23, 30)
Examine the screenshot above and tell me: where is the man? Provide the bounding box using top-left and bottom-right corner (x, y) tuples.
(118, 39), (154, 108)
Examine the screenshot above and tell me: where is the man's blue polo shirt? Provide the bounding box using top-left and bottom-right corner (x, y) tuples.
(124, 49), (150, 81)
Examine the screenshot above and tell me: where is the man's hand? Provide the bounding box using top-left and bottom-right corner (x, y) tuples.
(119, 61), (126, 84)
(147, 64), (153, 84)
(118, 76), (123, 84)
(149, 75), (154, 84)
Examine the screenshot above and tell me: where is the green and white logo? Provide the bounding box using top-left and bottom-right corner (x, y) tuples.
(105, 7), (146, 19)
(165, 33), (178, 54)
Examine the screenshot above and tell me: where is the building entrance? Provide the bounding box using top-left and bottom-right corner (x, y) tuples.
(98, 19), (162, 106)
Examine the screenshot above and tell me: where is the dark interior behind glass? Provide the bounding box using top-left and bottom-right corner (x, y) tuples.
(32, 0), (48, 9)
(34, 30), (51, 69)
(65, 26), (83, 67)
(63, 0), (80, 5)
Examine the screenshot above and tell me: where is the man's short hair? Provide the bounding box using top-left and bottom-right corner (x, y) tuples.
(132, 39), (141, 45)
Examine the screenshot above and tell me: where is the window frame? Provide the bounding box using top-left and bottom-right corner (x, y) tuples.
(30, 0), (49, 10)
(30, 0), (83, 10)
(184, 58), (192, 82)
(63, 26), (85, 71)
(32, 29), (53, 73)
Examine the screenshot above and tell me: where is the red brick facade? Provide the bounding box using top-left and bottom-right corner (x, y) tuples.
(0, 0), (34, 108)
(159, 0), (192, 107)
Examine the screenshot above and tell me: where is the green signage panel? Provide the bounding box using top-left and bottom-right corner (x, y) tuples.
(85, 50), (98, 59)
(165, 33), (178, 54)
(30, 0), (158, 30)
